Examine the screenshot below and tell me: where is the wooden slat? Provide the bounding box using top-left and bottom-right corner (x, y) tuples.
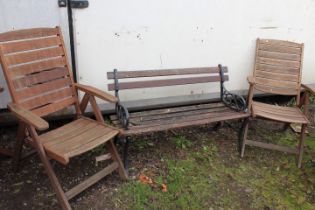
(255, 70), (299, 82)
(253, 102), (301, 112)
(124, 112), (249, 135)
(65, 162), (118, 200)
(5, 46), (64, 66)
(13, 67), (69, 89)
(129, 106), (231, 124)
(21, 87), (74, 110)
(259, 43), (302, 54)
(245, 140), (298, 154)
(107, 66), (228, 79)
(254, 84), (298, 95)
(1, 36), (61, 54)
(259, 39), (302, 48)
(108, 75), (228, 91)
(256, 63), (299, 74)
(32, 97), (76, 117)
(258, 50), (301, 61)
(257, 57), (300, 68)
(255, 77), (298, 89)
(130, 109), (237, 127)
(40, 118), (89, 143)
(16, 78), (72, 100)
(10, 57), (66, 77)
(0, 28), (59, 42)
(110, 103), (226, 121)
(67, 129), (118, 157)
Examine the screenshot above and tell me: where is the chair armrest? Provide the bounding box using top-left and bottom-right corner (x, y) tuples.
(8, 103), (49, 131)
(247, 76), (256, 85)
(75, 83), (118, 103)
(302, 84), (315, 94)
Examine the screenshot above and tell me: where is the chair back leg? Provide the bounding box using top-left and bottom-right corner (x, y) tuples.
(297, 124), (307, 168)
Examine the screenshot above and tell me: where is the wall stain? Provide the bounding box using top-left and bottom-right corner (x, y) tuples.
(260, 26), (278, 29)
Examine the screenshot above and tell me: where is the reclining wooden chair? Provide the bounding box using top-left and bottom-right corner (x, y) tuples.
(241, 38), (310, 168)
(0, 27), (127, 210)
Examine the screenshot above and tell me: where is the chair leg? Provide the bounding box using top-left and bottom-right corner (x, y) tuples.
(240, 118), (250, 158)
(13, 122), (26, 172)
(297, 124), (307, 168)
(107, 139), (128, 180)
(28, 127), (71, 210)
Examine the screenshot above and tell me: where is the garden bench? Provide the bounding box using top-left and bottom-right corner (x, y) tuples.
(107, 65), (250, 168)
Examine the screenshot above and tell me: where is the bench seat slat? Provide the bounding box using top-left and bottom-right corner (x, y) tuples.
(110, 102), (249, 135)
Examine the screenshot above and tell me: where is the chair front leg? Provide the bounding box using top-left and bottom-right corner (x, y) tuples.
(27, 126), (71, 210)
(240, 118), (250, 158)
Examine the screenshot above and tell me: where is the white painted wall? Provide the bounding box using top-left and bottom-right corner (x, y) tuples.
(0, 0), (70, 108)
(73, 0), (315, 103)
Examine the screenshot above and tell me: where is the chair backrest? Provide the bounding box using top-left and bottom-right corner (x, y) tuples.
(253, 38), (304, 104)
(0, 27), (80, 117)
(107, 66), (228, 91)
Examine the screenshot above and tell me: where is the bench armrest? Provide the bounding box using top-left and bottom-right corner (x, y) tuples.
(75, 83), (118, 103)
(8, 103), (49, 131)
(302, 83), (315, 94)
(115, 102), (130, 129)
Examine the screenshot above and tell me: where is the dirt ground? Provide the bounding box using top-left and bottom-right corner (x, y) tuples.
(0, 119), (314, 210)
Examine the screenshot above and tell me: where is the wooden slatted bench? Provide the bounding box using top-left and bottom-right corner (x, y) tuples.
(107, 65), (249, 168)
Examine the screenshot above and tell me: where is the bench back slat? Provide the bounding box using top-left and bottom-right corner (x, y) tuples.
(107, 66), (227, 79)
(108, 75), (228, 91)
(107, 66), (228, 91)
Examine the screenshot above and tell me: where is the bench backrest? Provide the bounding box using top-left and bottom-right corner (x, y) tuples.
(0, 27), (80, 117)
(107, 66), (229, 95)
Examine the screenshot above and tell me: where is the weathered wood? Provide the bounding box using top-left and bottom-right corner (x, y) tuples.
(108, 75), (228, 91)
(258, 50), (301, 61)
(5, 46), (64, 66)
(254, 84), (298, 96)
(8, 103), (49, 130)
(65, 162), (118, 200)
(252, 102), (309, 124)
(0, 27), (59, 42)
(245, 140), (298, 154)
(123, 112), (249, 135)
(110, 103), (226, 121)
(15, 78), (72, 100)
(259, 39), (302, 48)
(10, 57), (66, 77)
(2, 36), (61, 54)
(76, 83), (118, 103)
(13, 67), (69, 89)
(21, 87), (74, 110)
(107, 66), (228, 79)
(256, 57), (300, 68)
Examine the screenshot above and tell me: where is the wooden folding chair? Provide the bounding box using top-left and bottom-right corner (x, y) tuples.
(0, 27), (127, 210)
(241, 38), (310, 168)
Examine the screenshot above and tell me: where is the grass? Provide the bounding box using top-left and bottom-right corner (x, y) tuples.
(111, 123), (315, 210)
